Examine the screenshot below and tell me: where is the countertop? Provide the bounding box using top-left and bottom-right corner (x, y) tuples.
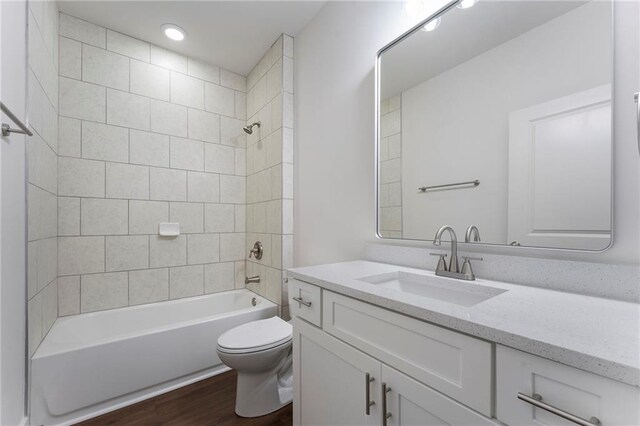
(287, 260), (640, 387)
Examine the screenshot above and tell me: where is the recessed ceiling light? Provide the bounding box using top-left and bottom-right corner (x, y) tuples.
(422, 17), (441, 32)
(457, 0), (478, 9)
(161, 24), (186, 41)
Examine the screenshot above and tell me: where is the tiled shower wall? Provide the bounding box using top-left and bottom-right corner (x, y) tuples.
(245, 35), (294, 317)
(27, 0), (60, 355)
(56, 13), (248, 316)
(379, 95), (402, 238)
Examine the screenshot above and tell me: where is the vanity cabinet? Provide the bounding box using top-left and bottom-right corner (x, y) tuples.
(290, 279), (639, 426)
(293, 318), (497, 426)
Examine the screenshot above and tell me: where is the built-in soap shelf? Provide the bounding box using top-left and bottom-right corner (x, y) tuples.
(158, 223), (180, 237)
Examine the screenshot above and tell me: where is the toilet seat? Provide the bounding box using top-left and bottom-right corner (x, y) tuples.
(217, 316), (292, 354)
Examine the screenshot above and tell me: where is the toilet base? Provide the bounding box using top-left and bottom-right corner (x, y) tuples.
(234, 350), (293, 418)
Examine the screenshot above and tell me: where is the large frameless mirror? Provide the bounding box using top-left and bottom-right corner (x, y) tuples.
(376, 0), (613, 250)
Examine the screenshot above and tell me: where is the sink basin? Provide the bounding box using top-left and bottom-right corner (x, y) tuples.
(356, 271), (507, 307)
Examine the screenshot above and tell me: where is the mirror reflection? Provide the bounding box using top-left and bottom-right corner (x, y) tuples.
(377, 0), (613, 250)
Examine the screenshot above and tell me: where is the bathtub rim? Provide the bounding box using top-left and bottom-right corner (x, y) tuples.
(33, 289), (275, 359)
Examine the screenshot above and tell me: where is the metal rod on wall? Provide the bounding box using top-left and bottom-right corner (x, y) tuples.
(1, 101), (33, 137)
(418, 179), (480, 192)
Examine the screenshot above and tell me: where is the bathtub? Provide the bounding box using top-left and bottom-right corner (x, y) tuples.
(30, 289), (276, 426)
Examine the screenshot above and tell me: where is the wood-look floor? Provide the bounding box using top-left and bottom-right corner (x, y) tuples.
(76, 371), (292, 426)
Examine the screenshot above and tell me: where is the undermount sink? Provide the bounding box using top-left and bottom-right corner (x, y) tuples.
(356, 271), (507, 307)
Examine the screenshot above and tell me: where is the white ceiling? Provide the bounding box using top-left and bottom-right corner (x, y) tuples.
(381, 1), (598, 98)
(58, 1), (326, 76)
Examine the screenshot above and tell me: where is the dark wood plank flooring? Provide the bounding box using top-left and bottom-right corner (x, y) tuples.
(76, 371), (292, 426)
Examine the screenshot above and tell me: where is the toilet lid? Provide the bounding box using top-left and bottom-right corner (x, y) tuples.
(217, 316), (292, 352)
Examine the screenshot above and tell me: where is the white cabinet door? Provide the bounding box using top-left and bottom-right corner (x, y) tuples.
(497, 345), (640, 426)
(381, 365), (497, 426)
(293, 318), (382, 426)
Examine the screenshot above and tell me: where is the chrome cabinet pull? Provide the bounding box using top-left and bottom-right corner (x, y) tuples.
(292, 296), (311, 307)
(382, 382), (392, 426)
(365, 373), (375, 415)
(517, 393), (601, 426)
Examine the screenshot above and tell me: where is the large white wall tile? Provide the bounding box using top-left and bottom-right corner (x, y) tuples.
(188, 58), (219, 83)
(170, 202), (204, 233)
(28, 133), (57, 194)
(59, 236), (105, 276)
(220, 175), (245, 204)
(107, 30), (150, 62)
(106, 163), (149, 199)
(150, 46), (187, 73)
(234, 205), (246, 233)
(235, 92), (246, 120)
(58, 116), (81, 157)
(187, 172), (219, 202)
(149, 235), (187, 267)
(150, 167), (187, 201)
(187, 234), (220, 264)
(59, 13), (106, 48)
(204, 144), (235, 175)
(204, 262), (235, 294)
(169, 265), (203, 299)
(129, 200), (169, 234)
(220, 233), (246, 262)
(129, 268), (169, 305)
(82, 44), (129, 91)
(58, 157), (105, 197)
(81, 198), (128, 235)
(59, 36), (81, 79)
(204, 204), (235, 233)
(220, 116), (246, 148)
(130, 60), (170, 101)
(106, 235), (149, 271)
(204, 83), (234, 117)
(187, 109), (219, 143)
(129, 130), (170, 167)
(59, 197), (80, 236)
(28, 186), (57, 242)
(58, 276), (80, 316)
(220, 69), (246, 92)
(107, 89), (150, 131)
(150, 99), (187, 137)
(81, 121), (129, 163)
(170, 72), (204, 109)
(59, 77), (106, 122)
(170, 137), (204, 171)
(81, 272), (128, 312)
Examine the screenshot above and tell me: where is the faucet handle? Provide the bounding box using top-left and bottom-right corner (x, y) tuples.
(463, 256), (483, 261)
(429, 253), (448, 272)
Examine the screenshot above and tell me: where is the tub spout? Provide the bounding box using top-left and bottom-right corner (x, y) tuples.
(245, 275), (260, 285)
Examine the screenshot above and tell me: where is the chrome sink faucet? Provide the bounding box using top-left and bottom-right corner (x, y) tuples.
(431, 225), (482, 281)
(433, 225), (459, 272)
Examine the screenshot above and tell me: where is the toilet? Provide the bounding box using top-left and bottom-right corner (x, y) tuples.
(216, 316), (293, 417)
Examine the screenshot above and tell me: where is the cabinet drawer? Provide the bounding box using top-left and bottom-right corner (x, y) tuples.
(497, 345), (640, 426)
(288, 279), (322, 326)
(322, 290), (493, 416)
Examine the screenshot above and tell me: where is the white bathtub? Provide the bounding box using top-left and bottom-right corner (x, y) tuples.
(30, 289), (276, 426)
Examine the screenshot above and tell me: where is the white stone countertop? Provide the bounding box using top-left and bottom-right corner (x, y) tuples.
(287, 260), (640, 387)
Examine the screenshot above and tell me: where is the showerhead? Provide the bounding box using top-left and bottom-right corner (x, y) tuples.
(243, 121), (261, 135)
